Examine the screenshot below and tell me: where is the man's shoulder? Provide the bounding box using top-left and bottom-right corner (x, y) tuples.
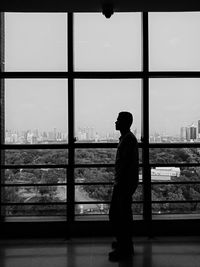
(121, 131), (138, 145)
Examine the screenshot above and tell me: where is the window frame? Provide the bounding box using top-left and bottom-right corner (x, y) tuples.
(1, 12), (200, 225)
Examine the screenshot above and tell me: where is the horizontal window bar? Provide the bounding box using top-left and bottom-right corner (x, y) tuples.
(1, 183), (67, 187)
(0, 72), (144, 79)
(2, 72), (200, 79)
(75, 201), (143, 204)
(150, 163), (200, 167)
(151, 181), (200, 185)
(149, 143), (200, 148)
(1, 202), (67, 206)
(149, 72), (200, 78)
(1, 144), (69, 149)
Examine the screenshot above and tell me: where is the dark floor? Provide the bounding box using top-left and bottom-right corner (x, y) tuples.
(0, 236), (200, 267)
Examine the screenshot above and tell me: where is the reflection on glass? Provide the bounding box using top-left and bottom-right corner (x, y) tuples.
(75, 79), (141, 142)
(5, 13), (67, 71)
(74, 13), (141, 71)
(5, 79), (68, 144)
(5, 150), (68, 165)
(150, 79), (200, 142)
(149, 12), (200, 71)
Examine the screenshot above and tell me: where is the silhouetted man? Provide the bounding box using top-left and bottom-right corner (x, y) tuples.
(109, 111), (139, 261)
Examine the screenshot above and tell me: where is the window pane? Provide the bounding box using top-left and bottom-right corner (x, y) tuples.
(150, 79), (200, 142)
(75, 149), (116, 164)
(152, 203), (200, 218)
(4, 168), (67, 184)
(5, 150), (68, 166)
(150, 148), (200, 164)
(2, 185), (67, 203)
(149, 12), (200, 71)
(75, 168), (114, 183)
(5, 13), (67, 71)
(75, 79), (141, 141)
(5, 79), (68, 144)
(2, 204), (66, 217)
(74, 13), (141, 71)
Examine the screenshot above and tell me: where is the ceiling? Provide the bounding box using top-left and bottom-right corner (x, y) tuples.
(1, 0), (200, 12)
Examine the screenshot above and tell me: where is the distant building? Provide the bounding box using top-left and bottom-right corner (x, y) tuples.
(139, 167), (181, 182)
(198, 120), (200, 139)
(190, 124), (197, 141)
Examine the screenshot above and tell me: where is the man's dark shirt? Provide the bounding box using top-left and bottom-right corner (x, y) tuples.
(115, 131), (139, 194)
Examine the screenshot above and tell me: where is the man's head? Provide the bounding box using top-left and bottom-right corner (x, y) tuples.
(115, 111), (133, 131)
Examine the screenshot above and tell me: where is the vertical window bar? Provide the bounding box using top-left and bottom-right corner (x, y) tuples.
(142, 12), (152, 232)
(67, 13), (75, 224)
(0, 12), (5, 221)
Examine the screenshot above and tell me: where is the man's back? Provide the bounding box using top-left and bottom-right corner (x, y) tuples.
(115, 131), (139, 193)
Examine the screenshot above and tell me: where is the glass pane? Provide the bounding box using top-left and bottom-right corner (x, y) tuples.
(5, 150), (68, 165)
(5, 13), (67, 71)
(152, 184), (200, 201)
(75, 204), (143, 217)
(150, 148), (200, 164)
(151, 167), (200, 183)
(152, 203), (200, 217)
(75, 185), (112, 203)
(5, 79), (68, 144)
(150, 79), (200, 142)
(2, 204), (66, 216)
(75, 79), (141, 142)
(2, 185), (67, 203)
(75, 168), (114, 183)
(75, 149), (117, 164)
(149, 12), (200, 71)
(74, 13), (141, 71)
(3, 168), (67, 184)
(75, 203), (110, 216)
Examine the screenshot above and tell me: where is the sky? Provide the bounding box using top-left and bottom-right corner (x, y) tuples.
(4, 12), (200, 136)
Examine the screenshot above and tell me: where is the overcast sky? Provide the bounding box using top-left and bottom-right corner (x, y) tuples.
(4, 12), (200, 136)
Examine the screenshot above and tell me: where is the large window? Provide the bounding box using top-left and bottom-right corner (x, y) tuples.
(1, 12), (200, 223)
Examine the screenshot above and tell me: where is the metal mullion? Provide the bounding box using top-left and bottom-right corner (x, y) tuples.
(142, 12), (152, 228)
(67, 12), (75, 224)
(75, 201), (143, 204)
(2, 144), (69, 149)
(152, 200), (200, 204)
(0, 12), (5, 221)
(74, 71), (143, 79)
(149, 71), (200, 78)
(1, 202), (67, 206)
(1, 183), (67, 187)
(150, 163), (200, 168)
(0, 72), (69, 79)
(149, 143), (200, 148)
(75, 142), (118, 148)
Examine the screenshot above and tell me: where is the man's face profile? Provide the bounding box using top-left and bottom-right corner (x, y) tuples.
(115, 115), (122, 131)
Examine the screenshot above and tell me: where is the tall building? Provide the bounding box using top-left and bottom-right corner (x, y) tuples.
(190, 124), (197, 141)
(180, 126), (187, 141)
(198, 120), (200, 139)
